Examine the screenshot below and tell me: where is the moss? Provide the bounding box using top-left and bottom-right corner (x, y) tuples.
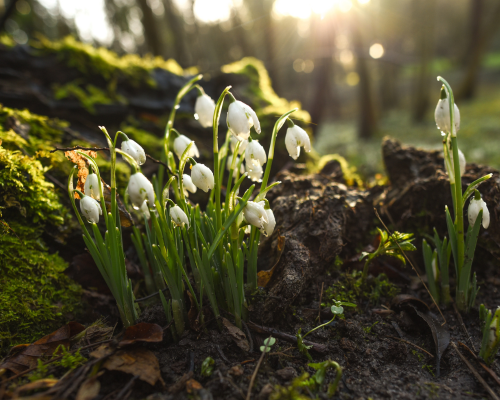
(306, 152), (363, 187)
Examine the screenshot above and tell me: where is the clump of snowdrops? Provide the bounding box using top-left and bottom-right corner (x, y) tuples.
(67, 75), (311, 330)
(422, 77), (492, 312)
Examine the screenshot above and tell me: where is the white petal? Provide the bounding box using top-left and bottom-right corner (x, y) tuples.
(84, 173), (100, 200)
(80, 196), (102, 224)
(245, 140), (267, 168)
(182, 174), (197, 194)
(191, 164), (214, 192)
(227, 101), (251, 140)
(128, 172), (155, 208)
(195, 94), (215, 128)
(122, 139), (146, 165)
(173, 135), (199, 159)
(170, 205), (190, 228)
(238, 101), (261, 134)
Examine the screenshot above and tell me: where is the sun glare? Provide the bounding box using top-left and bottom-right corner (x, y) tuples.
(274, 0), (355, 19)
(369, 43), (384, 59)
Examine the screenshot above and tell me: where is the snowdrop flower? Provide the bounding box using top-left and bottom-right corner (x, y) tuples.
(243, 201), (268, 230)
(445, 146), (466, 180)
(121, 139), (146, 165)
(227, 100), (261, 141)
(128, 172), (155, 209)
(230, 136), (248, 155)
(173, 134), (200, 159)
(245, 139), (266, 168)
(227, 155), (245, 177)
(195, 93), (215, 128)
(285, 124), (311, 160)
(246, 162), (263, 182)
(182, 174), (197, 196)
(468, 192), (490, 229)
(261, 209), (276, 237)
(80, 195), (102, 224)
(170, 205), (190, 228)
(140, 200), (151, 220)
(191, 163), (214, 192)
(435, 90), (460, 136)
(84, 172), (100, 200)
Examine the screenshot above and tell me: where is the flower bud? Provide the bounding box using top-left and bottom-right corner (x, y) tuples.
(245, 139), (266, 168)
(191, 163), (214, 192)
(435, 96), (460, 136)
(489, 312), (499, 349)
(261, 208), (276, 237)
(80, 195), (102, 224)
(246, 161), (263, 182)
(227, 100), (261, 141)
(170, 205), (190, 228)
(182, 174), (197, 195)
(128, 172), (155, 209)
(121, 139), (146, 165)
(444, 145), (466, 182)
(285, 125), (311, 160)
(230, 136), (248, 155)
(173, 134), (200, 159)
(84, 172), (100, 200)
(243, 201), (268, 230)
(195, 94), (215, 128)
(468, 194), (490, 229)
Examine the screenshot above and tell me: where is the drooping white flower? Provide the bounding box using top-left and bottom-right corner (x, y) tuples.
(435, 96), (461, 136)
(230, 136), (248, 155)
(468, 195), (490, 229)
(245, 140), (266, 168)
(246, 161), (263, 182)
(227, 155), (245, 177)
(191, 163), (214, 192)
(195, 94), (215, 128)
(285, 125), (311, 160)
(261, 209), (276, 237)
(445, 147), (466, 179)
(227, 100), (261, 141)
(140, 200), (151, 220)
(243, 201), (268, 230)
(84, 172), (100, 200)
(121, 139), (146, 165)
(80, 195), (102, 224)
(173, 134), (200, 159)
(128, 172), (155, 209)
(182, 174), (197, 195)
(170, 205), (190, 228)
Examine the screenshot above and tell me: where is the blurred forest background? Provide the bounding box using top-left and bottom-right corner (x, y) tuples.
(2, 0), (500, 176)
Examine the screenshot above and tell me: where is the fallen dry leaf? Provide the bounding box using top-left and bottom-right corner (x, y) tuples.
(1, 322), (85, 374)
(168, 371), (194, 394)
(186, 379), (203, 393)
(222, 318), (249, 352)
(75, 374), (102, 400)
(119, 323), (163, 347)
(93, 345), (163, 386)
(12, 378), (58, 397)
(257, 235), (285, 287)
(65, 149), (97, 199)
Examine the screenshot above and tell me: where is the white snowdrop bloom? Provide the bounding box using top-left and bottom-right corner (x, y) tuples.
(121, 139), (146, 165)
(260, 209), (276, 237)
(285, 125), (311, 160)
(182, 174), (197, 195)
(243, 201), (268, 230)
(84, 172), (100, 200)
(170, 205), (190, 228)
(173, 134), (200, 159)
(140, 200), (151, 220)
(128, 172), (155, 209)
(446, 147), (466, 179)
(227, 155), (245, 177)
(230, 136), (248, 155)
(227, 100), (261, 141)
(191, 163), (214, 192)
(195, 94), (215, 128)
(246, 161), (263, 182)
(435, 97), (460, 136)
(245, 140), (266, 168)
(468, 195), (490, 229)
(80, 195), (102, 224)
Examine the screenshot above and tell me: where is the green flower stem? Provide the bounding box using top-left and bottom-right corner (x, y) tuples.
(303, 315), (337, 339)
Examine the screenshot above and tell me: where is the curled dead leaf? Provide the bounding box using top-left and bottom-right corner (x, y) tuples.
(75, 374), (102, 400)
(185, 379), (203, 393)
(119, 323), (163, 347)
(257, 235), (285, 287)
(222, 318), (249, 352)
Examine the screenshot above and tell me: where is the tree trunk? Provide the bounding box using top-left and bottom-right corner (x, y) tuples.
(163, 0), (188, 66)
(136, 0), (163, 56)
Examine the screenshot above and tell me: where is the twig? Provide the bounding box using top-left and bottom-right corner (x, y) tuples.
(458, 342), (500, 388)
(374, 208), (446, 325)
(453, 301), (476, 352)
(50, 146), (169, 169)
(452, 342), (500, 400)
(134, 287), (169, 303)
(246, 347), (267, 400)
(385, 336), (434, 358)
(318, 282), (324, 322)
(216, 344), (230, 364)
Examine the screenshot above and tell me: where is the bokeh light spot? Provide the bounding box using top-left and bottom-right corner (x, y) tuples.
(369, 43), (384, 59)
(346, 72), (359, 86)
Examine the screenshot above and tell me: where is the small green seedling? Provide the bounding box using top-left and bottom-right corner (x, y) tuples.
(360, 228), (416, 282)
(201, 356), (215, 377)
(479, 304), (500, 365)
(296, 300), (356, 360)
(260, 336), (276, 353)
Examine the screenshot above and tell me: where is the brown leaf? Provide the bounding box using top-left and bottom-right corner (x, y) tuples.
(119, 323), (163, 347)
(168, 371), (194, 394)
(257, 235), (285, 287)
(65, 150), (97, 199)
(99, 346), (163, 386)
(0, 322), (85, 374)
(12, 378), (58, 397)
(222, 318), (249, 352)
(76, 374), (102, 400)
(186, 379), (203, 393)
